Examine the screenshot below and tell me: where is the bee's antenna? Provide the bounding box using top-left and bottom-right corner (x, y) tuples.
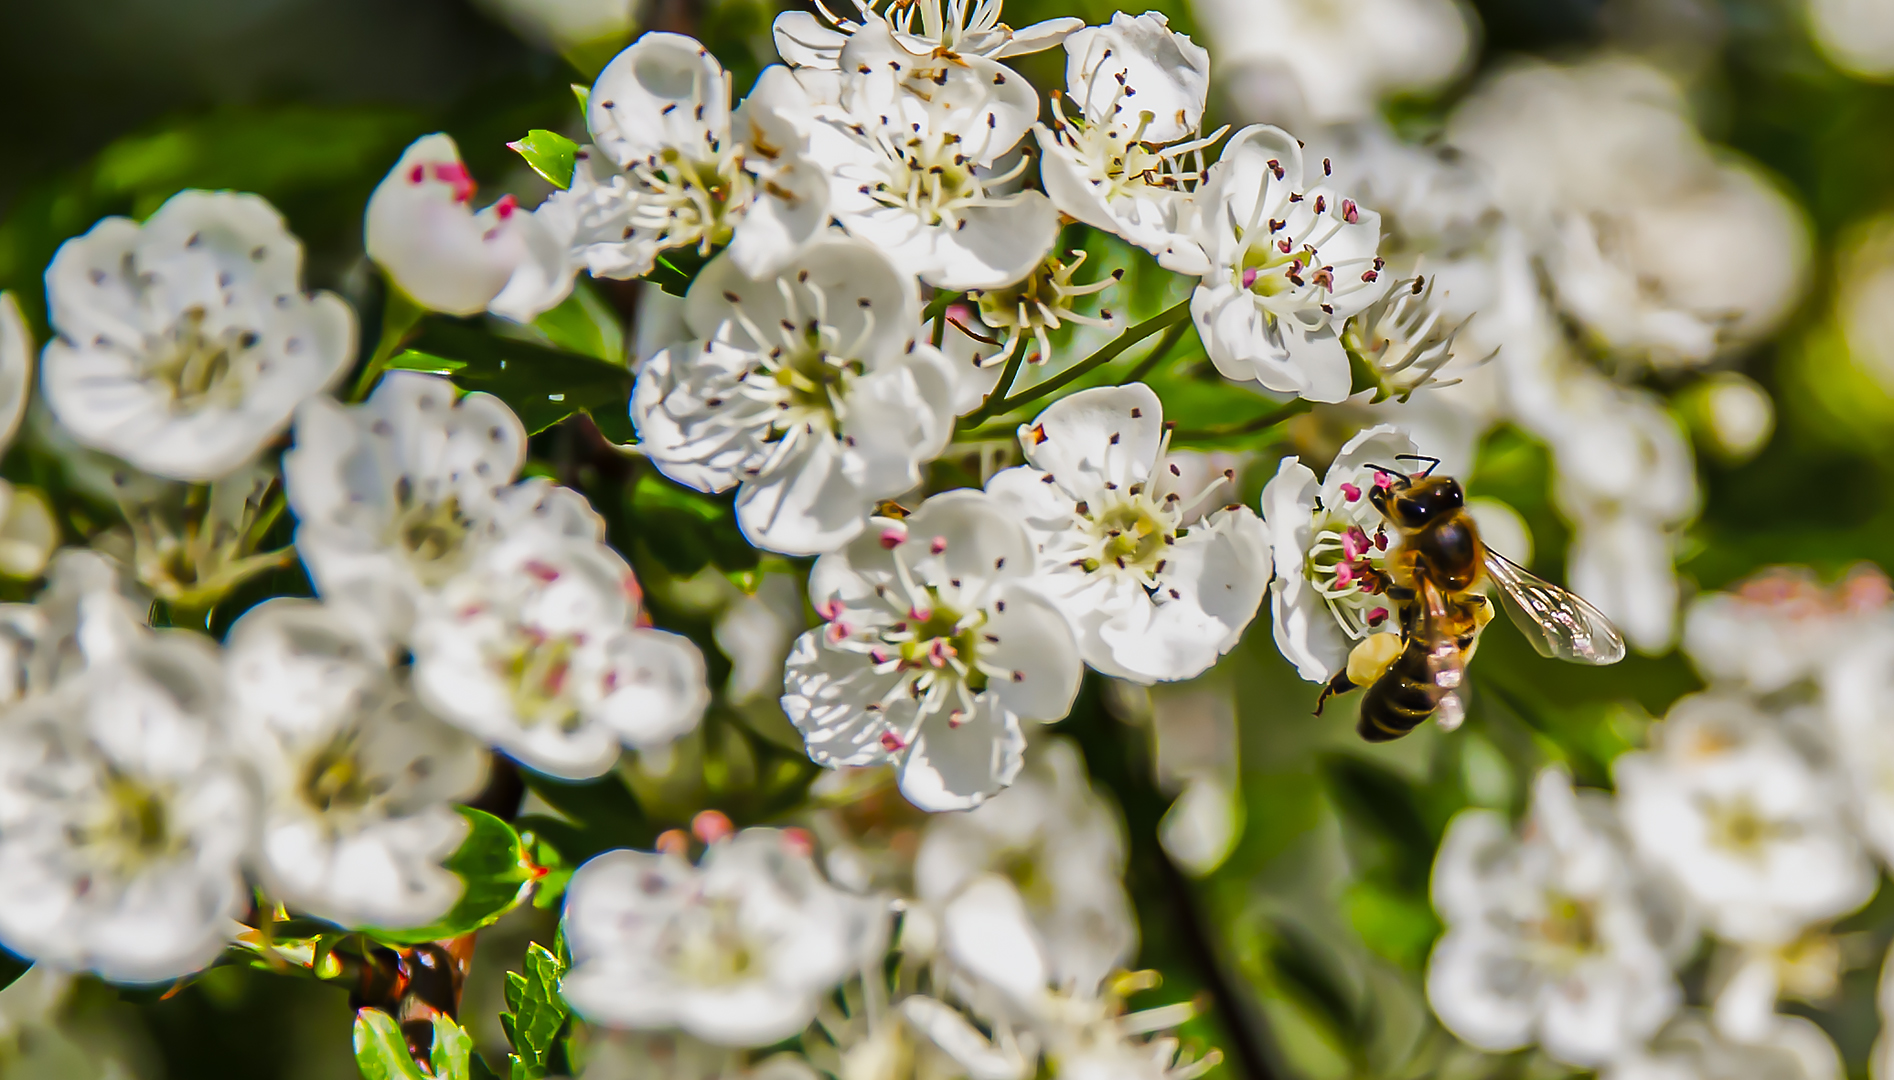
(1393, 453), (1441, 477)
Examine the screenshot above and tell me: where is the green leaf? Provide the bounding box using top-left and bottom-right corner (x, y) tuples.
(572, 84), (592, 116)
(647, 247), (713, 298)
(532, 282), (625, 365)
(501, 942), (570, 1080)
(431, 1014), (475, 1080)
(368, 808), (535, 945)
(388, 321), (634, 440)
(507, 129), (579, 190)
(626, 471), (758, 577)
(353, 1008), (428, 1080)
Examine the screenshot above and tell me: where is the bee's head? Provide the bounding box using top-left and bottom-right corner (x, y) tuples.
(1372, 473), (1463, 529)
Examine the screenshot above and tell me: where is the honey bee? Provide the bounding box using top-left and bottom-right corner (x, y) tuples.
(1319, 455), (1626, 741)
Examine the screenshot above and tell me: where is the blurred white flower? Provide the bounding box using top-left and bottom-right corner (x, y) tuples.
(1606, 1012), (1842, 1080)
(1615, 694), (1875, 946)
(1448, 56), (1809, 371)
(985, 384), (1270, 683)
(1712, 935), (1845, 1048)
(1193, 125), (1388, 403)
(773, 0), (1080, 70)
(1819, 626), (1894, 871)
(1259, 424), (1415, 683)
(41, 189), (355, 482)
(0, 293), (36, 452)
(0, 617), (249, 983)
(787, 25), (1060, 289)
(475, 0), (634, 55)
(1693, 372), (1776, 463)
(1036, 12), (1219, 274)
(782, 490), (1083, 811)
(412, 528), (708, 780)
(1427, 768), (1692, 1068)
(714, 572), (809, 705)
(225, 598), (489, 930)
(915, 737), (1135, 994)
(632, 239), (955, 556)
(561, 828), (885, 1046)
(286, 371), (528, 642)
(1806, 0), (1894, 81)
(1686, 564), (1891, 696)
(365, 133), (575, 322)
(1195, 0), (1474, 127)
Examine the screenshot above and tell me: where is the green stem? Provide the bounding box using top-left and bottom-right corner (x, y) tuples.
(959, 298), (1192, 431)
(961, 347), (1029, 431)
(923, 290), (964, 350)
(348, 284), (426, 402)
(1121, 318), (1191, 385)
(1172, 398), (1314, 443)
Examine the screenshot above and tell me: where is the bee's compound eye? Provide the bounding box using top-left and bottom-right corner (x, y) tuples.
(1394, 497), (1430, 528)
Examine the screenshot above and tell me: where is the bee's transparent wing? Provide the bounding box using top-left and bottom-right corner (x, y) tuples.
(1416, 578), (1468, 732)
(1482, 551), (1626, 665)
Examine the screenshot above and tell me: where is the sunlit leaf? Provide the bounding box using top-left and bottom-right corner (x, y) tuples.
(353, 1008), (428, 1080)
(507, 129), (579, 189)
(368, 808), (535, 945)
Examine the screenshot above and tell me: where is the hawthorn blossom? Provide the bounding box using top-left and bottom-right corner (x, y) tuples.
(973, 250), (1121, 369)
(1447, 56), (1809, 371)
(1036, 12), (1219, 274)
(560, 828), (885, 1046)
(632, 239), (955, 556)
(545, 34), (828, 283)
(41, 190), (355, 482)
(411, 528), (708, 780)
(0, 293), (34, 452)
(1819, 627), (1894, 871)
(915, 737), (1135, 994)
(1615, 694), (1875, 946)
(1192, 125), (1389, 403)
(781, 490), (1083, 812)
(0, 295), (52, 579)
(225, 599), (489, 930)
(0, 615), (250, 983)
(985, 384), (1270, 683)
(1606, 1013), (1843, 1080)
(1195, 0), (1474, 127)
(787, 22), (1061, 289)
(1259, 424), (1414, 684)
(285, 371), (528, 641)
(1684, 564), (1891, 696)
(1343, 273), (1471, 402)
(365, 133), (574, 322)
(772, 0), (1080, 71)
(1427, 768), (1693, 1068)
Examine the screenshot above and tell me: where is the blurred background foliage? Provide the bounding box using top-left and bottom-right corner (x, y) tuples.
(3, 0), (1894, 1076)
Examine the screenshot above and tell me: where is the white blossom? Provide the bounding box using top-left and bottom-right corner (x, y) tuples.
(1192, 125), (1389, 403)
(631, 238), (955, 556)
(1808, 0), (1894, 80)
(1447, 56), (1809, 371)
(225, 598), (489, 930)
(1035, 12), (1219, 274)
(985, 384), (1270, 683)
(365, 133), (574, 322)
(0, 293), (34, 453)
(915, 737), (1135, 994)
(1685, 564), (1891, 696)
(1427, 768), (1692, 1068)
(1615, 694), (1875, 946)
(781, 490), (1083, 811)
(783, 23), (1061, 290)
(1819, 625), (1894, 872)
(772, 0), (1080, 71)
(411, 527), (708, 780)
(1259, 424), (1414, 683)
(0, 612), (250, 983)
(285, 371), (529, 642)
(543, 34), (828, 283)
(41, 190), (355, 482)
(1606, 1013), (1842, 1080)
(1194, 0), (1474, 127)
(560, 828), (884, 1046)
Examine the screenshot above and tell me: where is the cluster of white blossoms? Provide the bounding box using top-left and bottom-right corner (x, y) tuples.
(561, 737), (1214, 1080)
(1424, 565), (1894, 1079)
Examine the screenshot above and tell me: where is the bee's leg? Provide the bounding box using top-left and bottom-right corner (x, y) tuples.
(1315, 672), (1358, 716)
(1385, 585), (1416, 602)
